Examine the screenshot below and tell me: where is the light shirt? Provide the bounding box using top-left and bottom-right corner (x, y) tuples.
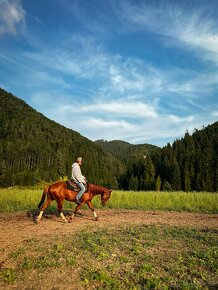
(71, 162), (86, 183)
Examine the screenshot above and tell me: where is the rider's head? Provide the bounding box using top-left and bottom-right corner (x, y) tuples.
(77, 157), (83, 165)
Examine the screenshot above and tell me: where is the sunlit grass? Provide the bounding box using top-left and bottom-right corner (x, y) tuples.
(0, 187), (217, 213)
(104, 190), (218, 213)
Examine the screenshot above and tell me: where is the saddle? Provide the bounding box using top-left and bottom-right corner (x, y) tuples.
(66, 180), (88, 192)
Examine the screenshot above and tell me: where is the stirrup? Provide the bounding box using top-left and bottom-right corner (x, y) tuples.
(76, 199), (81, 205)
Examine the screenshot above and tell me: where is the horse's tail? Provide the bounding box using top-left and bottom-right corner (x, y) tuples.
(38, 186), (50, 209)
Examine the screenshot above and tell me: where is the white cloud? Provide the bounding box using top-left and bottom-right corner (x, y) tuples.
(24, 36), (111, 79)
(167, 70), (218, 96)
(27, 87), (217, 147)
(61, 100), (157, 118)
(54, 97), (199, 145)
(82, 118), (134, 130)
(20, 35), (217, 146)
(212, 111), (218, 117)
(180, 18), (218, 54)
(75, 112), (213, 146)
(19, 31), (217, 107)
(0, 0), (26, 36)
(121, 1), (218, 66)
(109, 65), (145, 93)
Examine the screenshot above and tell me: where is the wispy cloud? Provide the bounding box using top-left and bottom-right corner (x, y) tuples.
(0, 0), (217, 146)
(65, 111), (210, 146)
(0, 0), (26, 36)
(83, 118), (134, 130)
(60, 100), (157, 118)
(212, 111), (218, 117)
(17, 32), (216, 106)
(4, 31), (216, 146)
(121, 1), (218, 65)
(24, 35), (111, 79)
(109, 65), (145, 93)
(45, 94), (212, 146)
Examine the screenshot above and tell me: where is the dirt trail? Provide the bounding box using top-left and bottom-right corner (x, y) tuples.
(0, 210), (217, 257)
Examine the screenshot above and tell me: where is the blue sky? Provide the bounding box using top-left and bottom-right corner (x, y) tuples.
(0, 0), (218, 147)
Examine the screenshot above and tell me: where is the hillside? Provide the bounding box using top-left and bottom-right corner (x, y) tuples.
(95, 139), (159, 165)
(153, 121), (218, 192)
(117, 121), (218, 192)
(0, 88), (124, 187)
(95, 123), (218, 192)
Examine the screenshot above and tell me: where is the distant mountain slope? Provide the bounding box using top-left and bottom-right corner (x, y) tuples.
(0, 88), (123, 187)
(95, 122), (218, 192)
(95, 139), (159, 165)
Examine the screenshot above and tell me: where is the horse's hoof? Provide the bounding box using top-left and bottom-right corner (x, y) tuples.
(95, 217), (99, 221)
(68, 218), (73, 223)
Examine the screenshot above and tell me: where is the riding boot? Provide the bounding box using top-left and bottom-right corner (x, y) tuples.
(76, 197), (81, 204)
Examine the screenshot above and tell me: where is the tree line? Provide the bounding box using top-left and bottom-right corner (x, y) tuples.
(113, 123), (217, 192)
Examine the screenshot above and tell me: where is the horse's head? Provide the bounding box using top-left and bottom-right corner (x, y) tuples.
(101, 188), (112, 206)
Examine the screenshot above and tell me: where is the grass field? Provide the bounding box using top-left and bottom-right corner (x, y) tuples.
(1, 224), (217, 289)
(0, 187), (217, 289)
(0, 187), (217, 213)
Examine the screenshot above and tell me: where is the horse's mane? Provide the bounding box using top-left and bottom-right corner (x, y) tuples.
(88, 183), (109, 194)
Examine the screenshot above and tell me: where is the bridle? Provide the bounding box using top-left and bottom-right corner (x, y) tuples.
(96, 191), (109, 204)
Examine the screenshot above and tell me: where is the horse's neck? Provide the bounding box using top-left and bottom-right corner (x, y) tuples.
(89, 184), (102, 196)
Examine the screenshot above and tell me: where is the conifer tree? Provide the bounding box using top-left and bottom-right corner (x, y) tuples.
(129, 174), (139, 191)
(155, 175), (162, 191)
(163, 180), (172, 191)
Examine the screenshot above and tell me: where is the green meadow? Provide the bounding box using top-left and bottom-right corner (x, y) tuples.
(1, 187), (218, 289)
(0, 187), (217, 213)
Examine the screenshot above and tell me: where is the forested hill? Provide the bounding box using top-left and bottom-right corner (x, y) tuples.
(95, 139), (159, 165)
(112, 122), (217, 192)
(0, 88), (124, 187)
(153, 121), (218, 192)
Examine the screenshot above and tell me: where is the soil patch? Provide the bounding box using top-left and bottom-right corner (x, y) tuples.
(1, 209), (217, 256)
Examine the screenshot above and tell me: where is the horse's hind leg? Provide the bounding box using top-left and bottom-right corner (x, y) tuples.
(56, 200), (67, 223)
(36, 196), (53, 222)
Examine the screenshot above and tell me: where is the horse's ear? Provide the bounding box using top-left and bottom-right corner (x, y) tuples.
(109, 189), (112, 193)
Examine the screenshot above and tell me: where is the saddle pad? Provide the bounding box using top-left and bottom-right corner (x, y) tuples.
(66, 180), (79, 191)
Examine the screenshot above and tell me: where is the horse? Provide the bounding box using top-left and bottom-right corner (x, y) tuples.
(36, 181), (112, 223)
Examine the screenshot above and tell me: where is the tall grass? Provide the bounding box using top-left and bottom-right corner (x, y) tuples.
(0, 187), (217, 213)
(105, 190), (218, 213)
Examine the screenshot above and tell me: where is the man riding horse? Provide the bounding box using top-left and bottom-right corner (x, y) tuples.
(71, 157), (86, 204)
(36, 157), (112, 223)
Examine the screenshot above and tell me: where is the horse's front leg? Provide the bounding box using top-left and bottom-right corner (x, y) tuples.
(68, 202), (85, 223)
(87, 201), (99, 221)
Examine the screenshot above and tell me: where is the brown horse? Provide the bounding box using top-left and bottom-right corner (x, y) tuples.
(36, 182), (112, 223)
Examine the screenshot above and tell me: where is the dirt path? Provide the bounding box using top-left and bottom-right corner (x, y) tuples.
(1, 210), (218, 257)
